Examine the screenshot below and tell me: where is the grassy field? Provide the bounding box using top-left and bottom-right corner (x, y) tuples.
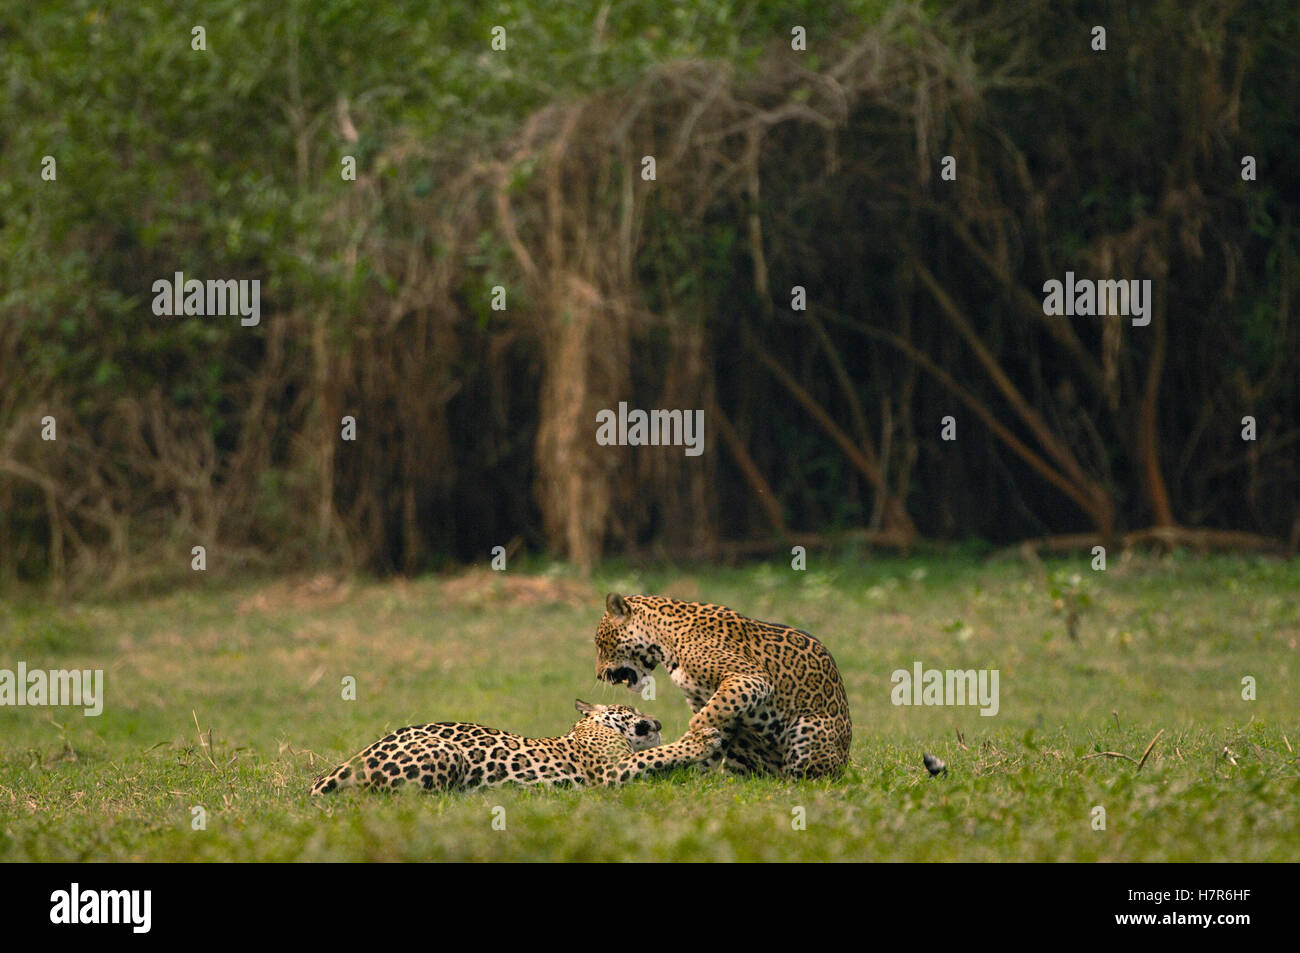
(1, 552), (1296, 862)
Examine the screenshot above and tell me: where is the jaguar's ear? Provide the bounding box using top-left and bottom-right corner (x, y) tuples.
(574, 699), (596, 714)
(606, 592), (630, 620)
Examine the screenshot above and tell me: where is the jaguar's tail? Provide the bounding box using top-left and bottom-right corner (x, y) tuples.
(309, 759), (358, 796)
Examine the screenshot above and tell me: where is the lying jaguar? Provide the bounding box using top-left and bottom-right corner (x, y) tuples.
(594, 593), (852, 779)
(309, 699), (719, 794)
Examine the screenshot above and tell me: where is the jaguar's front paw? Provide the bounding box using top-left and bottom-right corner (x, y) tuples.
(688, 726), (724, 752)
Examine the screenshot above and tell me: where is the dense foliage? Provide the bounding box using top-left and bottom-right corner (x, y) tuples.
(1, 0), (1295, 587)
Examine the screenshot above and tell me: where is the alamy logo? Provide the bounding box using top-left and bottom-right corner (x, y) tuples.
(891, 662), (1000, 716)
(595, 402), (704, 457)
(151, 271), (261, 326)
(0, 663), (103, 716)
(1042, 271), (1151, 327)
(50, 883), (151, 933)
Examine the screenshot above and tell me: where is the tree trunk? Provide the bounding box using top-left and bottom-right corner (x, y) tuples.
(1136, 295), (1175, 527)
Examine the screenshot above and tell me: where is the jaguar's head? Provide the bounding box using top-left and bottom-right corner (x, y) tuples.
(594, 593), (660, 692)
(573, 699), (661, 750)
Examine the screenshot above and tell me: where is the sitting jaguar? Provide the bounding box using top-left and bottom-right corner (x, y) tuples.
(594, 593), (852, 779)
(309, 699), (718, 794)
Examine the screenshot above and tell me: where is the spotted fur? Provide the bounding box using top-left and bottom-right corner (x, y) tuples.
(595, 593), (852, 779)
(309, 700), (717, 794)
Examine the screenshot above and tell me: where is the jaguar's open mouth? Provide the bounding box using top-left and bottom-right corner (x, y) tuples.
(602, 666), (641, 688)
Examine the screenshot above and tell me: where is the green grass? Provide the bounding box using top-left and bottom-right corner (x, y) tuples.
(1, 552), (1297, 861)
